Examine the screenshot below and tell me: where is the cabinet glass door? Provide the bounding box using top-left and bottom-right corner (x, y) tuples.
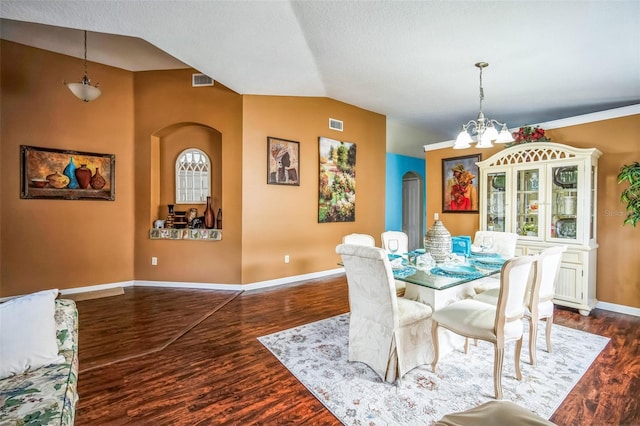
(486, 172), (506, 231)
(516, 168), (540, 238)
(551, 165), (578, 240)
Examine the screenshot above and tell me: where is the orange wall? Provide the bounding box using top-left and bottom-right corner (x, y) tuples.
(241, 96), (386, 283)
(132, 69), (244, 284)
(1, 41), (386, 295)
(1, 40), (135, 296)
(425, 115), (640, 308)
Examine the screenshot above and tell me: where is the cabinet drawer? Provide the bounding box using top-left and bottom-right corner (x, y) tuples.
(562, 251), (582, 263)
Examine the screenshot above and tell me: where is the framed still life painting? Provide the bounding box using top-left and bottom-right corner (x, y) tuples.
(442, 154), (480, 213)
(20, 145), (115, 200)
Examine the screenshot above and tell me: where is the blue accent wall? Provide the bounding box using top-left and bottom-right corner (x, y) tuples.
(385, 153), (426, 231)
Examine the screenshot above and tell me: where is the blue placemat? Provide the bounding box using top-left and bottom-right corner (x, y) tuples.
(430, 267), (483, 280)
(469, 251), (501, 258)
(468, 257), (506, 270)
(393, 266), (416, 279)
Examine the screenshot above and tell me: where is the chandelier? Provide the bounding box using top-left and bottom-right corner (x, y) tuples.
(453, 62), (513, 149)
(64, 30), (101, 102)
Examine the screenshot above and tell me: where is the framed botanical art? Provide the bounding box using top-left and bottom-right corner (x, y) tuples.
(318, 136), (356, 223)
(20, 145), (115, 200)
(442, 154), (480, 213)
(267, 136), (299, 186)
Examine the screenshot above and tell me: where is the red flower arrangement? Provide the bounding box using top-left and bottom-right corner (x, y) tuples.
(508, 125), (550, 147)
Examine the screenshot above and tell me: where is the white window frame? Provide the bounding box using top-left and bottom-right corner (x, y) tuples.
(175, 148), (211, 204)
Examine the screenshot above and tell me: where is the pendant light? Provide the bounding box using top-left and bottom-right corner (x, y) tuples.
(64, 30), (101, 102)
(453, 62), (513, 149)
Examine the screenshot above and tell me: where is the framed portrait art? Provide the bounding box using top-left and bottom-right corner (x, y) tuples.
(267, 137), (299, 186)
(20, 145), (115, 200)
(442, 154), (480, 213)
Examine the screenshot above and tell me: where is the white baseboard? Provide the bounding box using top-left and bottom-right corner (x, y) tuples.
(42, 270), (344, 298)
(58, 281), (134, 295)
(50, 273), (638, 318)
(595, 301), (640, 317)
(134, 268), (345, 292)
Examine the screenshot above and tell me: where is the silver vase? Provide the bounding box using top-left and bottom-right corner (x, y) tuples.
(424, 220), (452, 263)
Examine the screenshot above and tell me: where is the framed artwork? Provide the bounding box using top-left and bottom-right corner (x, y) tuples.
(20, 145), (115, 200)
(442, 154), (480, 213)
(267, 137), (299, 186)
(318, 136), (356, 223)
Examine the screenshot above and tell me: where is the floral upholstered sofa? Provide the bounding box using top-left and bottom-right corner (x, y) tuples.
(0, 297), (79, 426)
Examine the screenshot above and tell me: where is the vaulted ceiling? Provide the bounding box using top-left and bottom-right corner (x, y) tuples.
(1, 1), (639, 157)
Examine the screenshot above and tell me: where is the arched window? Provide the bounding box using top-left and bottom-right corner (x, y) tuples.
(175, 148), (210, 204)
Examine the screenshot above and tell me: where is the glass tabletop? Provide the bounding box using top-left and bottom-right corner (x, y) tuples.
(391, 253), (505, 290)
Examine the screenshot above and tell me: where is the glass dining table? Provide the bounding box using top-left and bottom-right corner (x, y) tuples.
(392, 252), (506, 312)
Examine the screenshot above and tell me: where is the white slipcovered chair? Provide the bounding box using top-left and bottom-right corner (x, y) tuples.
(342, 233), (376, 246)
(472, 230), (519, 294)
(380, 230), (409, 254)
(473, 231), (519, 259)
(431, 254), (538, 399)
(474, 246), (566, 365)
(336, 243), (433, 383)
(380, 230), (409, 297)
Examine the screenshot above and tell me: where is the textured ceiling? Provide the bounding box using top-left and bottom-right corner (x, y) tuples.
(1, 1), (639, 157)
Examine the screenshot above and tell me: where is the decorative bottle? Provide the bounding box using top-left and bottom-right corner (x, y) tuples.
(90, 167), (106, 189)
(63, 156), (79, 189)
(75, 164), (92, 189)
(424, 213), (452, 263)
(216, 208), (222, 229)
(204, 196), (215, 229)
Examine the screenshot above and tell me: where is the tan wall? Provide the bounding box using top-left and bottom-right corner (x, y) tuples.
(132, 69), (244, 284)
(1, 41), (386, 295)
(241, 96), (386, 283)
(0, 40), (135, 296)
(425, 115), (640, 308)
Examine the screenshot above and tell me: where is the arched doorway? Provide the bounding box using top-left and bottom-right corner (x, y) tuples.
(402, 171), (424, 250)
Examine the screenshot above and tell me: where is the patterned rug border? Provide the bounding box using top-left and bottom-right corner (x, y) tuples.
(258, 313), (610, 425)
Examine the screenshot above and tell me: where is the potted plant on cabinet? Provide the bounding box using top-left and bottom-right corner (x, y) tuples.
(617, 161), (640, 227)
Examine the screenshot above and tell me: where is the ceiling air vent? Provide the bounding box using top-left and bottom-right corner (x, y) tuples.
(192, 73), (214, 87)
(329, 118), (343, 132)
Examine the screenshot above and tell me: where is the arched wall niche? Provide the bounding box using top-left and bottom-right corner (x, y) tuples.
(150, 122), (222, 224)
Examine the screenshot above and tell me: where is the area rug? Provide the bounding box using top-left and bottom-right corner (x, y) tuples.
(258, 313), (609, 425)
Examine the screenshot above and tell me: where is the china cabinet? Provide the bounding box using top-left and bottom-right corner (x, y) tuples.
(477, 143), (602, 315)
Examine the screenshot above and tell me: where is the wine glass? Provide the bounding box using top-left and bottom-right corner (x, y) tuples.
(388, 239), (399, 255)
(480, 236), (494, 253)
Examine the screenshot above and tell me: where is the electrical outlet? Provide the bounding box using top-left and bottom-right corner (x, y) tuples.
(284, 255), (290, 264)
(151, 257), (158, 266)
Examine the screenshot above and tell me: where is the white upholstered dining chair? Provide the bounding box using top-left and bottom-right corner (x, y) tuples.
(342, 233), (376, 246)
(336, 243), (433, 383)
(474, 246), (566, 365)
(380, 230), (409, 297)
(381, 231), (409, 254)
(473, 231), (519, 259)
(431, 254), (538, 399)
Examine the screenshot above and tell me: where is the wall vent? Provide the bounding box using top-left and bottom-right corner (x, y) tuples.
(192, 73), (214, 87)
(329, 118), (343, 131)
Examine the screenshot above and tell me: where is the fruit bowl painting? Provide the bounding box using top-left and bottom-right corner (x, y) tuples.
(20, 145), (115, 200)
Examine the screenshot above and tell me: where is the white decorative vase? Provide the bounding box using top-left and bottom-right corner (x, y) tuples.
(424, 219), (452, 263)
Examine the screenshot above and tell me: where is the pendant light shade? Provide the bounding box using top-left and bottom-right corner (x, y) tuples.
(64, 30), (101, 102)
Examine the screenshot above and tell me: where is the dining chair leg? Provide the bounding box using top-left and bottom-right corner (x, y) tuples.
(529, 316), (538, 366)
(515, 337), (523, 381)
(431, 320), (440, 373)
(545, 314), (554, 353)
(464, 337), (469, 354)
(493, 345), (504, 400)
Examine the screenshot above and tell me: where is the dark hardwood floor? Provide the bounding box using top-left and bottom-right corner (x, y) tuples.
(74, 275), (640, 425)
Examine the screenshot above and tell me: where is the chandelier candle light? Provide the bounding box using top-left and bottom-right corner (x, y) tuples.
(64, 30), (101, 102)
(453, 62), (513, 149)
